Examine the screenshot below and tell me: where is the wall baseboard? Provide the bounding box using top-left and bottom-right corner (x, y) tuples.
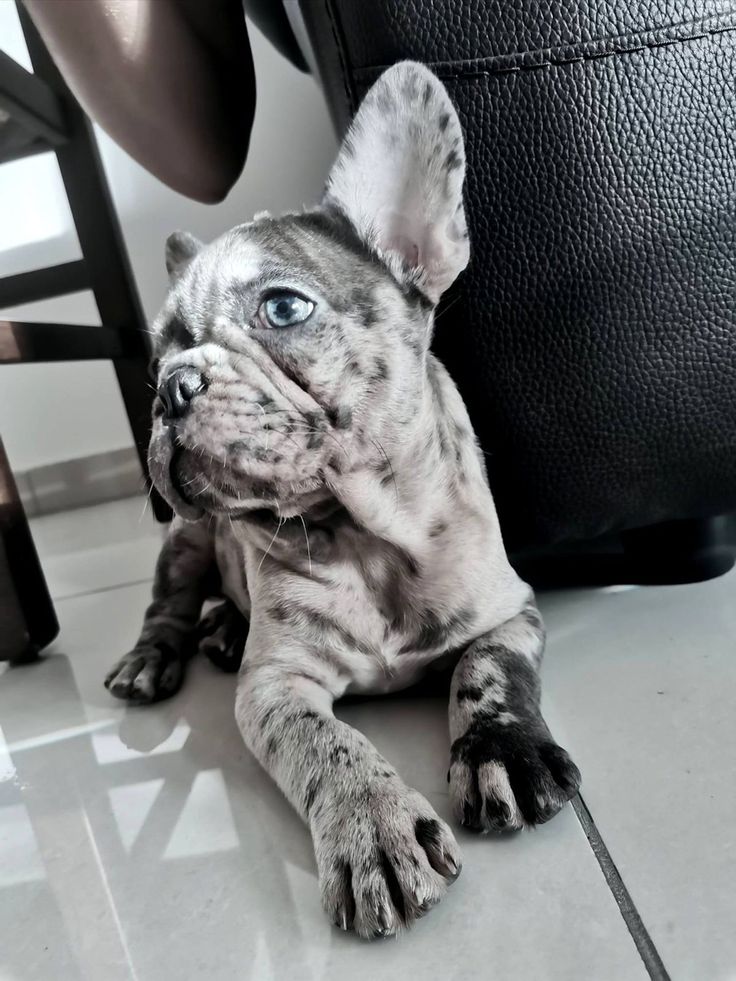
(17, 447), (143, 517)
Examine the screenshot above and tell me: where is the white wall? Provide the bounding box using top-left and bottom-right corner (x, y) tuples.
(0, 1), (337, 471)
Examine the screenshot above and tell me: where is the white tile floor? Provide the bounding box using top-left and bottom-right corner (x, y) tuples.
(1, 497), (734, 980)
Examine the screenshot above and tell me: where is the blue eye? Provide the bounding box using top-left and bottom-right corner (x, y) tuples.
(259, 292), (314, 329)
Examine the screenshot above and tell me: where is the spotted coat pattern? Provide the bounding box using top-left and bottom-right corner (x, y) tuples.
(105, 62), (581, 938)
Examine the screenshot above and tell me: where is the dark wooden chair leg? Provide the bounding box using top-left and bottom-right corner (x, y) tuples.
(0, 438), (58, 663)
(16, 3), (171, 522)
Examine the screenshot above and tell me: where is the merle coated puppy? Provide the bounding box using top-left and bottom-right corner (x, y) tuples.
(105, 62), (581, 938)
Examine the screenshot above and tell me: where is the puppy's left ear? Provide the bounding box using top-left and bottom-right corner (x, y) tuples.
(324, 61), (469, 304)
(165, 231), (203, 284)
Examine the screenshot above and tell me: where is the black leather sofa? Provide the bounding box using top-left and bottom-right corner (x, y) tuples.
(289, 1), (736, 583)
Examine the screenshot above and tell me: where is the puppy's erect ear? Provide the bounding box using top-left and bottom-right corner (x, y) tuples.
(324, 62), (469, 304)
(165, 231), (203, 284)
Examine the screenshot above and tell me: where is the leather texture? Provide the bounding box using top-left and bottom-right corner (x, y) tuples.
(301, 1), (736, 548)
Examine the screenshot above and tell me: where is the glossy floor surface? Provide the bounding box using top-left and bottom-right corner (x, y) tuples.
(1, 498), (734, 980)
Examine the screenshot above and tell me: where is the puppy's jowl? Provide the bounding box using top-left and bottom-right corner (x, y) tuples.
(106, 62), (581, 937)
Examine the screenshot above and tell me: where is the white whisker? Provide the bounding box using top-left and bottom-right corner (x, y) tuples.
(371, 438), (400, 513)
(298, 514), (312, 578)
(257, 516), (284, 573)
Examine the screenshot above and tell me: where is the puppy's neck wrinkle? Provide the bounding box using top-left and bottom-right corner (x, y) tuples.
(321, 359), (492, 557)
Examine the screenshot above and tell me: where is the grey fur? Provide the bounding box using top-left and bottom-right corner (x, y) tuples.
(105, 61), (580, 938)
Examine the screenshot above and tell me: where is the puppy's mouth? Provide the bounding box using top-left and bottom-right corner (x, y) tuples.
(167, 448), (206, 518)
(149, 418), (337, 521)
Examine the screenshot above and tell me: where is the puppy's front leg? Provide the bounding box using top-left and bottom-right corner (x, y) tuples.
(236, 655), (462, 937)
(105, 517), (213, 702)
(449, 601), (581, 830)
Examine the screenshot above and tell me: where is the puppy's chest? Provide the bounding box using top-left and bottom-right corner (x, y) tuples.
(215, 514), (525, 694)
(300, 563), (472, 693)
(217, 537), (467, 692)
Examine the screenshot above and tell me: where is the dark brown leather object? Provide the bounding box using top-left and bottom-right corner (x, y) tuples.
(301, 2), (736, 548)
(0, 439), (58, 662)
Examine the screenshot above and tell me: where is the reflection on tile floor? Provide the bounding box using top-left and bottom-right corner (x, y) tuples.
(1, 497), (734, 979)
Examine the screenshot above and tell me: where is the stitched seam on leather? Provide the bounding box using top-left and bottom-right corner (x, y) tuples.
(352, 13), (736, 82)
(446, 23), (736, 80)
(323, 0), (355, 115)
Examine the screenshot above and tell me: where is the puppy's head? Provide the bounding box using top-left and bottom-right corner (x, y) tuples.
(148, 62), (469, 519)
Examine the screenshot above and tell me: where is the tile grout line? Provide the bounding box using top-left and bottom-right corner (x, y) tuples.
(52, 577), (154, 604)
(571, 794), (671, 981)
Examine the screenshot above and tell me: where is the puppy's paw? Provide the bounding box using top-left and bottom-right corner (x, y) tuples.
(196, 599), (247, 673)
(314, 777), (461, 938)
(449, 718), (581, 831)
(104, 643), (183, 703)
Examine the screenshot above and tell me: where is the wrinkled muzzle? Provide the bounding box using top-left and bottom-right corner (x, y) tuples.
(147, 346), (338, 519)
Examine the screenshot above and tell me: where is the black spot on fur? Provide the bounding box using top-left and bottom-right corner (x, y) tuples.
(445, 149), (461, 172)
(429, 519), (448, 538)
(405, 553), (420, 577)
(438, 112), (450, 133)
(326, 405), (352, 430)
(415, 817), (442, 852)
(403, 281), (434, 312)
(260, 706), (276, 730)
(330, 745), (352, 766)
(160, 313), (195, 348)
(400, 607), (476, 654)
(437, 426), (450, 457)
(266, 603), (289, 622)
(372, 357), (389, 383)
(361, 306), (378, 327)
(457, 684), (485, 702)
(304, 775), (323, 814)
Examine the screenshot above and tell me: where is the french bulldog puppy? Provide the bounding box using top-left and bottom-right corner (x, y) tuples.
(106, 62), (581, 938)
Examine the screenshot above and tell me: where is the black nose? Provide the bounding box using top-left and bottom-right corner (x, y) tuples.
(158, 366), (205, 419)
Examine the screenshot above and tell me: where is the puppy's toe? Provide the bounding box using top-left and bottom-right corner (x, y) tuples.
(197, 600), (248, 673)
(450, 721), (581, 831)
(104, 644), (183, 704)
(315, 778), (461, 938)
